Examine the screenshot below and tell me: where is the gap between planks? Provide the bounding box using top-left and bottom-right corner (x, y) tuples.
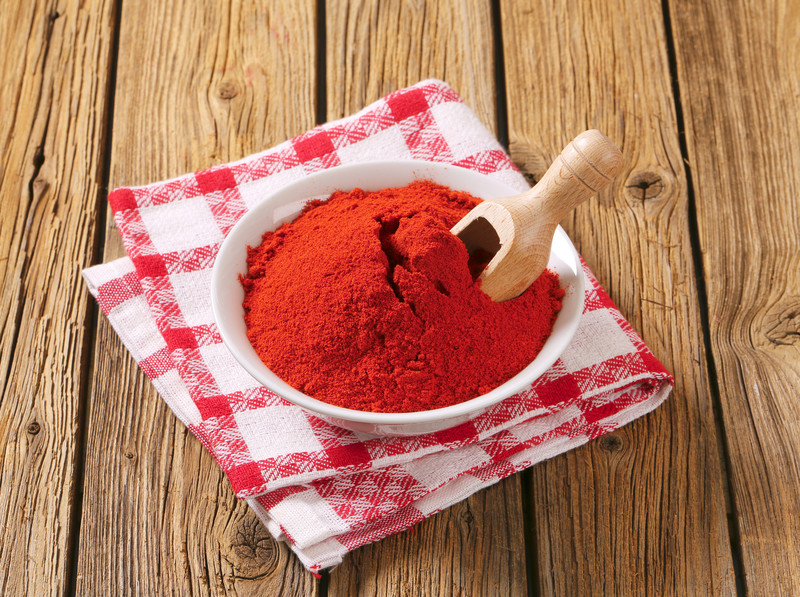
(64, 0), (125, 595)
(659, 0), (746, 594)
(489, 0), (541, 595)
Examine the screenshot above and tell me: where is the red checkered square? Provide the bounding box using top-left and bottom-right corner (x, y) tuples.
(417, 81), (462, 106)
(195, 166), (237, 194)
(639, 349), (668, 375)
(145, 275), (186, 323)
(162, 327), (198, 351)
(228, 462), (265, 491)
(256, 485), (309, 511)
(138, 348), (173, 380)
(196, 394), (234, 419)
(453, 150), (516, 175)
(133, 254), (168, 278)
(95, 271), (141, 314)
(387, 88), (429, 121)
(232, 146), (301, 182)
(532, 373), (582, 407)
(108, 188), (137, 213)
(307, 416), (366, 448)
(316, 468), (426, 528)
(364, 433), (439, 459)
(116, 214), (155, 259)
(293, 130), (336, 163)
(325, 443), (372, 470)
(172, 348), (220, 400)
(432, 421), (477, 446)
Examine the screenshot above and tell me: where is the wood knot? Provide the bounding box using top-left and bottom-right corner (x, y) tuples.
(228, 515), (279, 578)
(508, 139), (550, 184)
(218, 81), (239, 100)
(763, 300), (800, 346)
(27, 422), (40, 435)
(124, 451), (136, 460)
(599, 434), (623, 453)
(522, 171), (538, 186)
(625, 171), (665, 201)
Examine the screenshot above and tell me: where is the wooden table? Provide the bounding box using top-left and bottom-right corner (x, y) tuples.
(2, 0), (798, 594)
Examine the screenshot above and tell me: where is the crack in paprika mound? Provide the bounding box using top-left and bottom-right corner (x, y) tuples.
(377, 216), (409, 305)
(241, 181), (565, 414)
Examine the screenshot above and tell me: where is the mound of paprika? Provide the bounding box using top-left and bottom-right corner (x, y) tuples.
(241, 181), (564, 413)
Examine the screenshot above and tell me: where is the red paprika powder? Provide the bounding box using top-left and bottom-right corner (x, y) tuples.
(241, 181), (564, 413)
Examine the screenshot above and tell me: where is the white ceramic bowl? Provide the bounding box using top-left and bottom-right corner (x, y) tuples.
(211, 160), (584, 436)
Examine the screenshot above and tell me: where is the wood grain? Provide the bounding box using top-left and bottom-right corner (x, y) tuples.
(668, 0), (800, 592)
(500, 0), (736, 593)
(324, 1), (526, 594)
(325, 0), (497, 127)
(76, 0), (319, 594)
(0, 0), (115, 594)
(329, 477), (526, 596)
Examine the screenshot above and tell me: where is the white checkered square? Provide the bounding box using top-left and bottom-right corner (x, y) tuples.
(413, 473), (484, 516)
(110, 294), (167, 357)
(336, 125), (411, 164)
(156, 368), (203, 426)
(558, 309), (635, 372)
(270, 489), (350, 548)
(403, 444), (487, 490)
(198, 342), (260, 394)
(237, 166), (306, 210)
(509, 404), (582, 443)
(430, 102), (500, 161)
(235, 406), (323, 461)
(168, 269), (214, 327)
(139, 196), (224, 253)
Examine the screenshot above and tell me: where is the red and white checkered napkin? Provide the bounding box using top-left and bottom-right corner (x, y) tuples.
(83, 80), (673, 572)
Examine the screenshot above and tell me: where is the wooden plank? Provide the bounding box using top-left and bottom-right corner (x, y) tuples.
(668, 0), (800, 592)
(0, 1), (115, 594)
(325, 1), (527, 595)
(76, 1), (320, 594)
(500, 0), (737, 594)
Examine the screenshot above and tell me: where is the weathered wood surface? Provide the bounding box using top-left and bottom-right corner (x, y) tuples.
(0, 1), (115, 594)
(669, 0), (800, 593)
(1, 0), (799, 594)
(325, 0), (497, 126)
(76, 0), (318, 594)
(500, 0), (737, 593)
(325, 1), (526, 594)
(329, 477), (526, 596)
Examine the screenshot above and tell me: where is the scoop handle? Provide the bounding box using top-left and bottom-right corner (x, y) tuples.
(526, 130), (624, 221)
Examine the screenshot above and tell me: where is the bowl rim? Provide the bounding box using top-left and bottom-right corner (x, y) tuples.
(211, 160), (585, 425)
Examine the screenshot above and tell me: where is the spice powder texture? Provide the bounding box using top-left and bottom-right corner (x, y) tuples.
(241, 181), (564, 413)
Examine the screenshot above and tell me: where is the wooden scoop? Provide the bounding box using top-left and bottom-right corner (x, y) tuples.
(452, 130), (623, 301)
